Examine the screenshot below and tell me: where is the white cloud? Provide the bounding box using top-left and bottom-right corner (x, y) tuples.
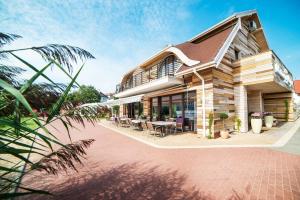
(0, 0), (193, 93)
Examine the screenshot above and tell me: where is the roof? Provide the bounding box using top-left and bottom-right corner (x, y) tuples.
(120, 10), (268, 80)
(294, 80), (300, 94)
(188, 10), (257, 42)
(175, 25), (234, 72)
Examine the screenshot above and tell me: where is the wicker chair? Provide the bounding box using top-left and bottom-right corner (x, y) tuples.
(146, 121), (162, 136)
(141, 121), (148, 131)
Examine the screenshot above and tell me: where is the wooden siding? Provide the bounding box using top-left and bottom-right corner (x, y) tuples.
(212, 20), (262, 135)
(263, 92), (295, 121)
(233, 51), (274, 85)
(248, 91), (263, 113)
(143, 96), (150, 116)
(212, 67), (235, 134)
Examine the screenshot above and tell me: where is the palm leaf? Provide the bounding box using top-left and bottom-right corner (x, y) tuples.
(0, 32), (21, 47)
(19, 62), (53, 93)
(46, 63), (84, 123)
(10, 53), (64, 91)
(31, 44), (94, 72)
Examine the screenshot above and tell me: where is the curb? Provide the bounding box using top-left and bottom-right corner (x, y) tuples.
(98, 120), (300, 149)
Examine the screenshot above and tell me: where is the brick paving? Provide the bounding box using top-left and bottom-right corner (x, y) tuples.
(23, 121), (300, 200)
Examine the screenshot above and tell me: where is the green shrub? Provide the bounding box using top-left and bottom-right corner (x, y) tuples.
(220, 112), (229, 130)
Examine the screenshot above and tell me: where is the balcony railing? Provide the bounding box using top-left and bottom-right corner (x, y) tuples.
(116, 55), (182, 94)
(273, 52), (293, 91)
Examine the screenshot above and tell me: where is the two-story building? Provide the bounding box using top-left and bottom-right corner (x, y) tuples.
(113, 10), (297, 137)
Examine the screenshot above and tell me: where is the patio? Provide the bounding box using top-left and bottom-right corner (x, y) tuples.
(22, 120), (300, 200)
(99, 118), (300, 147)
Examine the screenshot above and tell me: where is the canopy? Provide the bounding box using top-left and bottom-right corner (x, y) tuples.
(80, 94), (144, 108)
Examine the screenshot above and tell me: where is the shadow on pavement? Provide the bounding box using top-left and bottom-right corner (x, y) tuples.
(22, 162), (217, 200)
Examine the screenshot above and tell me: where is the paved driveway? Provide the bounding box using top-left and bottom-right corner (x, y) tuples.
(24, 121), (300, 200)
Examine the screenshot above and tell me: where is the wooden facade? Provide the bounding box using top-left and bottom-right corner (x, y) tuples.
(115, 11), (297, 137)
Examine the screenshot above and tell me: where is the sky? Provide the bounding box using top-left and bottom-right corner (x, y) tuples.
(1, 0), (300, 93)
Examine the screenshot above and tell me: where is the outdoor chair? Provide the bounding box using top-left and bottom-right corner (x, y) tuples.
(127, 119), (134, 128)
(119, 118), (130, 128)
(146, 121), (162, 137)
(173, 117), (184, 134)
(141, 121), (148, 131)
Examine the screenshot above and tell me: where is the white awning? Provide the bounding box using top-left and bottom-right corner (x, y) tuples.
(80, 94), (144, 108)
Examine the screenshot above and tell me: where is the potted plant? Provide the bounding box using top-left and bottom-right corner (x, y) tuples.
(208, 112), (214, 139)
(220, 112), (229, 139)
(251, 112), (262, 134)
(263, 112), (273, 129)
(234, 116), (241, 133)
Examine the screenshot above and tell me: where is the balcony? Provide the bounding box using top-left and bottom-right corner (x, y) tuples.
(115, 75), (183, 98)
(233, 51), (293, 93)
(115, 55), (183, 98)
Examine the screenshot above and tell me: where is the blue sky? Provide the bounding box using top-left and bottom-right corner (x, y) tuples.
(1, 0), (300, 93)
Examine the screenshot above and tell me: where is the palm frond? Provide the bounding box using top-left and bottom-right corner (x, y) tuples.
(0, 64), (25, 86)
(32, 44), (95, 72)
(61, 101), (103, 127)
(0, 32), (21, 47)
(31, 139), (95, 175)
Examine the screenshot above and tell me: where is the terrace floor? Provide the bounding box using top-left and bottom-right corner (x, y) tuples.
(98, 119), (300, 148)
(22, 120), (300, 200)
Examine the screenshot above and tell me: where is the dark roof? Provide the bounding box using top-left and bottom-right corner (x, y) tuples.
(175, 25), (234, 72)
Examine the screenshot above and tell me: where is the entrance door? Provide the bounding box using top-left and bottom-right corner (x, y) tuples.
(184, 91), (196, 131)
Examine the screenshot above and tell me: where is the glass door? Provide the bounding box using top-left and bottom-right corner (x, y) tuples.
(184, 91), (196, 131)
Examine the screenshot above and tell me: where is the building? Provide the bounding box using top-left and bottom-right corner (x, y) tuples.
(100, 92), (109, 102)
(113, 10), (297, 137)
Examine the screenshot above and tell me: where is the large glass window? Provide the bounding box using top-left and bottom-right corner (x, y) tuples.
(171, 94), (183, 118)
(151, 98), (158, 120)
(134, 102), (143, 118)
(161, 96), (170, 120)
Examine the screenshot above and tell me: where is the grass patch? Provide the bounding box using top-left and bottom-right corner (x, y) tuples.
(0, 117), (38, 130)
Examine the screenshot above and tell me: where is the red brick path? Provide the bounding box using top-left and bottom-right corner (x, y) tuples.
(24, 121), (300, 200)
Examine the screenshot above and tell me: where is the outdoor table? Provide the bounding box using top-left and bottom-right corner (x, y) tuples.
(131, 119), (146, 130)
(151, 121), (176, 126)
(131, 119), (146, 124)
(151, 121), (176, 135)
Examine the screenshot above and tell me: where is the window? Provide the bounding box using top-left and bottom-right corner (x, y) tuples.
(234, 49), (240, 60)
(161, 96), (170, 120)
(171, 94), (183, 118)
(158, 55), (177, 78)
(151, 98), (158, 120)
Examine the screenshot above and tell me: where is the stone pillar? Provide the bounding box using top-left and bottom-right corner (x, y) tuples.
(234, 85), (248, 132)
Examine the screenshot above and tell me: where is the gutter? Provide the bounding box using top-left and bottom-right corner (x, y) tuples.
(193, 68), (206, 138)
(175, 61), (215, 77)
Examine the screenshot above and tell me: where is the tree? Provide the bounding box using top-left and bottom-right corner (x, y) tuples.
(0, 32), (101, 198)
(68, 85), (101, 105)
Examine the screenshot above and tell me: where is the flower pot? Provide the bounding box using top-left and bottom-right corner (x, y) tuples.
(251, 118), (262, 134)
(264, 115), (273, 129)
(220, 130), (229, 139)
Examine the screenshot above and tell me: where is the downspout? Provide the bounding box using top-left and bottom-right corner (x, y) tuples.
(193, 69), (206, 137)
